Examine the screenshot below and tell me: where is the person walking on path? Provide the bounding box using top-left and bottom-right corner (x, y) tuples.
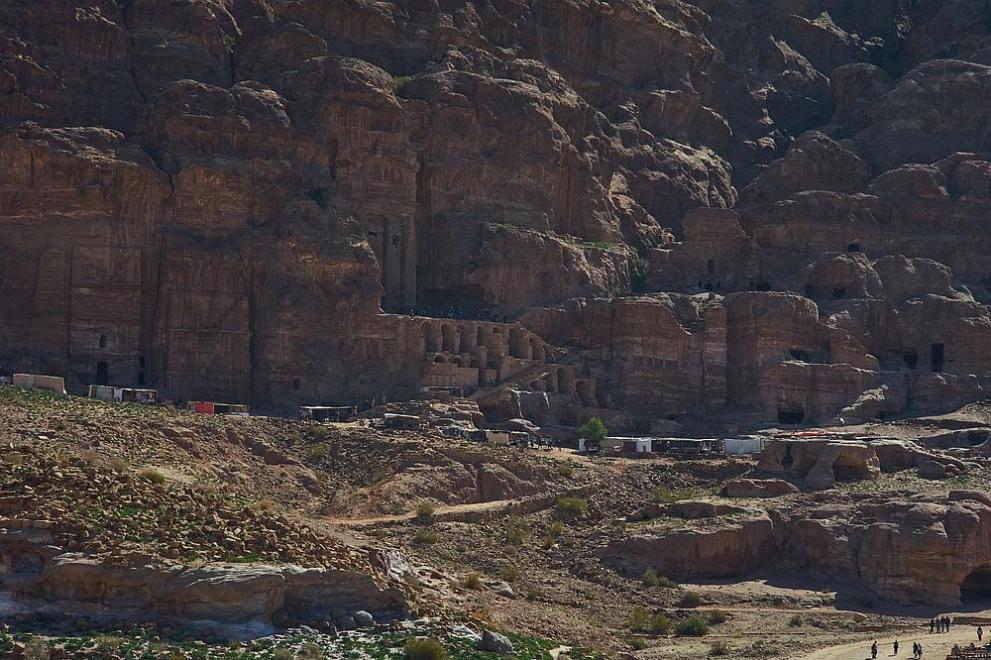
(979, 625), (984, 642)
(893, 640), (899, 656)
(930, 619), (935, 634)
(872, 640), (878, 659)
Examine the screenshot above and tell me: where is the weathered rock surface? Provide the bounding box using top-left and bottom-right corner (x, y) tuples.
(607, 513), (777, 579)
(720, 479), (799, 499)
(5, 555), (406, 636)
(758, 439), (881, 490)
(605, 491), (991, 607)
(479, 629), (514, 655)
(3, 0), (991, 426)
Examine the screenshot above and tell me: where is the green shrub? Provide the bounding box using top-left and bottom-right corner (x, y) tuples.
(138, 468), (166, 485)
(788, 613), (804, 627)
(416, 501), (435, 525)
(675, 615), (709, 637)
(23, 637), (50, 660)
(709, 641), (731, 656)
(557, 463), (575, 478)
(308, 424), (333, 441)
(627, 636), (647, 651)
(679, 590), (703, 608)
(652, 486), (702, 504)
(579, 416), (608, 446)
(393, 76), (413, 94)
(556, 496), (588, 521)
(272, 649), (293, 660)
(94, 636), (123, 651)
(650, 613), (673, 635)
(641, 568), (676, 588)
(412, 528), (438, 545)
(404, 637), (448, 660)
(627, 607), (651, 632)
(628, 608), (672, 635)
(297, 642), (324, 659)
(252, 499), (276, 512)
(707, 610), (729, 625)
(505, 515), (530, 545)
(541, 520), (568, 548)
(498, 564), (520, 583)
(306, 444), (330, 462)
(463, 573), (482, 590)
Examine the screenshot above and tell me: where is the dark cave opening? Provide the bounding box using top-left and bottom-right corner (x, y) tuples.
(961, 566), (991, 602)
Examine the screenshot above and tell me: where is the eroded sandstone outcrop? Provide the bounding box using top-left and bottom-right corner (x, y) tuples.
(609, 513), (777, 579)
(5, 554), (406, 637)
(758, 438), (881, 490)
(604, 491), (991, 607)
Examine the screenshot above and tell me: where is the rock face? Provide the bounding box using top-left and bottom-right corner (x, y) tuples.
(604, 491), (991, 607)
(3, 1), (991, 422)
(3, 554), (406, 637)
(608, 513), (778, 579)
(758, 439), (881, 490)
(720, 479), (799, 499)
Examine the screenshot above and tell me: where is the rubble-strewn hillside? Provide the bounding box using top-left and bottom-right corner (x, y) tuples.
(3, 0), (991, 428)
(8, 389), (991, 658)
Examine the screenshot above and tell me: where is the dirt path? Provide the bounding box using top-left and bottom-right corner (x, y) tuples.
(800, 627), (982, 660)
(323, 497), (521, 526)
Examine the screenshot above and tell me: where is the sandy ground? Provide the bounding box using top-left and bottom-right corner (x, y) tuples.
(801, 625), (984, 659)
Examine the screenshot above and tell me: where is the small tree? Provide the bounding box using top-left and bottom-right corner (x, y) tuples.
(675, 615), (709, 637)
(579, 416), (608, 447)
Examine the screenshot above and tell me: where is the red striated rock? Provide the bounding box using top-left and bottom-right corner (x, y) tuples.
(856, 60), (991, 173)
(2, 0), (991, 426)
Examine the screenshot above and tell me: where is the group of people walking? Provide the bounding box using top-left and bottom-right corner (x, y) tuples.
(872, 639), (923, 658)
(868, 622), (988, 659)
(931, 616), (954, 633)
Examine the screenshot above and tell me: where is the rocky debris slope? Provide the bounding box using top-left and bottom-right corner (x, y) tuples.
(0, 443), (357, 566)
(0, 387), (575, 520)
(0, 441), (409, 633)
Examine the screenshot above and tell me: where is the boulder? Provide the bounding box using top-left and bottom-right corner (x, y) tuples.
(869, 438), (951, 473)
(919, 428), (991, 451)
(485, 581), (515, 598)
(721, 478), (799, 498)
(629, 500), (748, 522)
(352, 610), (375, 628)
(918, 460), (948, 480)
(758, 439), (881, 490)
(334, 615), (357, 631)
(479, 629), (514, 655)
(661, 501), (750, 519)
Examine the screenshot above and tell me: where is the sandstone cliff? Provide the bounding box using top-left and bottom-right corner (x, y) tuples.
(3, 0), (991, 422)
